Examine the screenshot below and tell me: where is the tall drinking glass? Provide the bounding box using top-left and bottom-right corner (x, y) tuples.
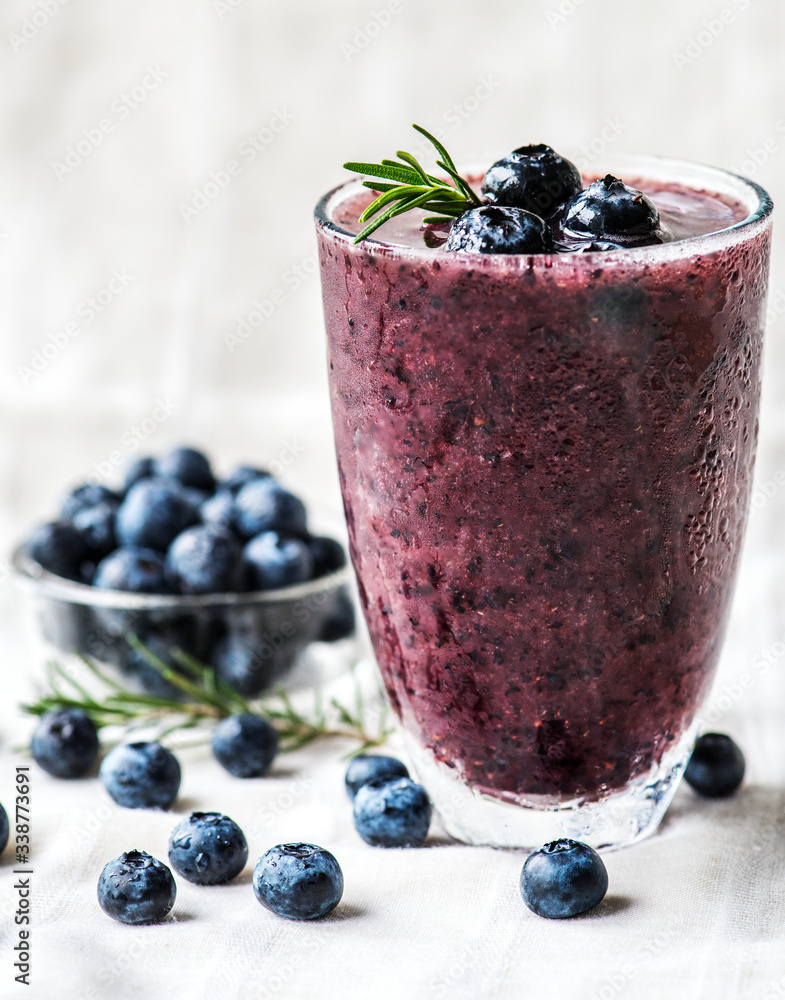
(315, 155), (773, 848)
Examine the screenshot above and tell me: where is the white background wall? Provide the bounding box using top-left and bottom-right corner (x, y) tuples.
(2, 11), (785, 991)
(1, 0), (784, 570)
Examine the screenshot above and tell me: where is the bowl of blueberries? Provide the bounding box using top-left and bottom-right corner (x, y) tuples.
(12, 446), (356, 697)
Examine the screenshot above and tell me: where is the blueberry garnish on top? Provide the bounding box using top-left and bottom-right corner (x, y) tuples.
(481, 144), (582, 219)
(559, 239), (627, 253)
(344, 126), (673, 255)
(559, 174), (664, 248)
(446, 205), (553, 255)
(344, 125), (671, 254)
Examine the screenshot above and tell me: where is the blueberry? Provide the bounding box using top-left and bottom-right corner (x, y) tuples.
(27, 522), (90, 580)
(156, 446), (215, 491)
(211, 633), (276, 697)
(100, 741), (181, 809)
(201, 490), (238, 532)
(482, 144), (582, 218)
(353, 777), (432, 847)
(117, 633), (189, 700)
(179, 486), (212, 510)
(93, 546), (171, 594)
(253, 843), (343, 920)
(319, 588), (356, 642)
(345, 754), (409, 801)
(684, 732), (745, 797)
(560, 174), (663, 247)
(235, 480), (307, 538)
(0, 803), (9, 855)
(123, 456), (156, 491)
(243, 532), (313, 590)
(556, 238), (626, 253)
(521, 839), (608, 919)
(165, 525), (242, 594)
(72, 502), (117, 559)
(61, 483), (120, 522)
(97, 851), (176, 924)
(446, 206), (553, 255)
(168, 811), (248, 886)
(211, 713), (278, 778)
(115, 478), (199, 551)
(309, 536), (347, 577)
(221, 465), (272, 494)
(31, 708), (99, 778)
(423, 222), (450, 249)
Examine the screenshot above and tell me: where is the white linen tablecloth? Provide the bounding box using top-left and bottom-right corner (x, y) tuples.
(2, 0), (785, 996)
(1, 548), (785, 1000)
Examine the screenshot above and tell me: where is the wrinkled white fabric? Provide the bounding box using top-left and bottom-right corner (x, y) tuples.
(2, 548), (785, 1000)
(2, 0), (785, 996)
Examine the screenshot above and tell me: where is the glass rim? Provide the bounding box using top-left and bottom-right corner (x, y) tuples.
(314, 152), (773, 265)
(10, 542), (352, 610)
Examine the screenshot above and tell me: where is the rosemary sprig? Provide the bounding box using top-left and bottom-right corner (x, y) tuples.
(343, 124), (480, 243)
(21, 638), (392, 757)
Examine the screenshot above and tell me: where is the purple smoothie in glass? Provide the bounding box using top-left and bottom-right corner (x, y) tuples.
(315, 154), (772, 847)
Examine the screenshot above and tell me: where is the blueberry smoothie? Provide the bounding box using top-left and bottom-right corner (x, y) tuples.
(316, 143), (772, 845)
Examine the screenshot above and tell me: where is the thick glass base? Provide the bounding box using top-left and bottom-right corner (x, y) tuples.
(405, 723), (698, 851)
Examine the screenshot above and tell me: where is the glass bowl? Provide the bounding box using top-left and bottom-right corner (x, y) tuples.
(12, 543), (358, 698)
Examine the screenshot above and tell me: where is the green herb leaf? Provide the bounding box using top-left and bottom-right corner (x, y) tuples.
(435, 159), (481, 206)
(20, 637), (393, 756)
(343, 161), (423, 186)
(361, 180), (401, 193)
(344, 125), (479, 244)
(358, 184), (431, 223)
